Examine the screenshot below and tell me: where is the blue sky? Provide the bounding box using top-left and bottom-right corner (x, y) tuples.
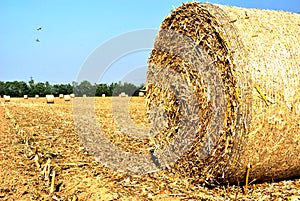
(0, 0), (299, 85)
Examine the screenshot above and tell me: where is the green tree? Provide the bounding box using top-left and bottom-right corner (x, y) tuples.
(108, 82), (118, 96)
(33, 82), (46, 96)
(0, 81), (4, 96)
(96, 83), (109, 96)
(44, 81), (53, 94)
(112, 82), (140, 96)
(0, 79), (143, 97)
(28, 79), (35, 96)
(74, 80), (96, 96)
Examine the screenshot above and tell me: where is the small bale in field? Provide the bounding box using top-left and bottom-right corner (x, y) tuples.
(139, 92), (145, 97)
(102, 94), (106, 97)
(35, 95), (39, 99)
(64, 95), (71, 101)
(24, 95), (28, 99)
(119, 92), (127, 97)
(46, 95), (54, 104)
(83, 94), (87, 98)
(4, 95), (10, 102)
(59, 94), (64, 99)
(70, 94), (75, 98)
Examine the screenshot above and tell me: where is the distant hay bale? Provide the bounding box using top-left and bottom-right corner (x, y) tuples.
(83, 94), (87, 98)
(70, 94), (75, 98)
(24, 95), (28, 99)
(139, 92), (145, 97)
(119, 92), (126, 97)
(59, 94), (64, 99)
(102, 94), (106, 97)
(46, 95), (54, 104)
(4, 95), (10, 102)
(64, 95), (71, 101)
(35, 95), (39, 99)
(146, 2), (300, 185)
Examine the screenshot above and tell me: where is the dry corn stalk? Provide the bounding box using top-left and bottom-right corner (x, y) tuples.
(42, 158), (51, 181)
(50, 171), (56, 194)
(34, 154), (40, 169)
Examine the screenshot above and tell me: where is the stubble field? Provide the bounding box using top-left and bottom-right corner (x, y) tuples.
(0, 97), (299, 200)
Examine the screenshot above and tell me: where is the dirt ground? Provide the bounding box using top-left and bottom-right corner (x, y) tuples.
(0, 97), (299, 200)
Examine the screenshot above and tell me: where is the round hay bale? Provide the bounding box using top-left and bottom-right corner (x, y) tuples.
(139, 92), (145, 97)
(102, 94), (106, 97)
(70, 93), (75, 98)
(24, 95), (28, 99)
(119, 92), (126, 97)
(83, 94), (87, 98)
(146, 2), (300, 185)
(35, 95), (39, 99)
(4, 95), (10, 102)
(59, 94), (64, 99)
(64, 95), (71, 101)
(46, 94), (54, 104)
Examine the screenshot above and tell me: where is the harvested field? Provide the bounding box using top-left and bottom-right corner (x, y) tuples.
(0, 97), (299, 200)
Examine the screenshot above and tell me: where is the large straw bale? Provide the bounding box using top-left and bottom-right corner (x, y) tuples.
(146, 2), (300, 185)
(46, 95), (54, 104)
(4, 95), (10, 102)
(64, 95), (71, 101)
(119, 92), (127, 97)
(139, 92), (145, 97)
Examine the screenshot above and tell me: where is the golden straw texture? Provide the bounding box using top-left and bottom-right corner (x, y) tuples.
(146, 2), (300, 185)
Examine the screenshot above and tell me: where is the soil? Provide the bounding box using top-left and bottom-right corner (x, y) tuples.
(0, 97), (299, 200)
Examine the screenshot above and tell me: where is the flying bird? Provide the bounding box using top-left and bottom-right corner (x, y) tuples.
(37, 27), (42, 31)
(36, 38), (40, 42)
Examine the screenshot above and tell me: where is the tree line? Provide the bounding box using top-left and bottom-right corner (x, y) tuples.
(0, 79), (145, 97)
